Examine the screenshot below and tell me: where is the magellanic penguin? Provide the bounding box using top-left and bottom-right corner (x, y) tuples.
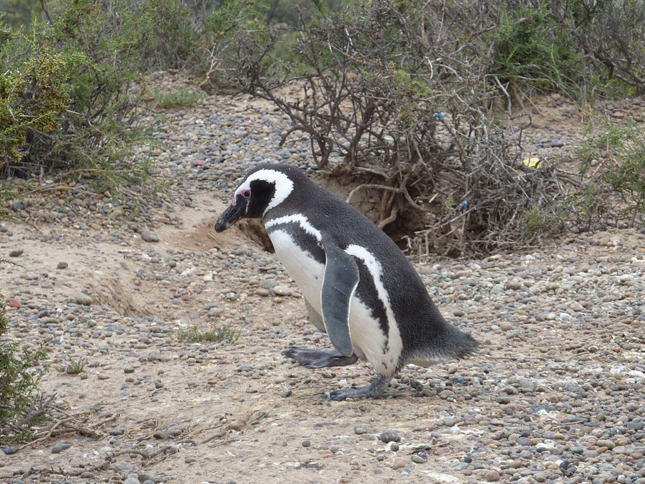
(215, 164), (478, 400)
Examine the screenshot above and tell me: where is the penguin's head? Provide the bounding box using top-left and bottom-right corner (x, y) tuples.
(215, 165), (296, 232)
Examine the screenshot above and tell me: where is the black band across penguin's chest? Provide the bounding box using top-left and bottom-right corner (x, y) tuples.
(266, 223), (325, 264)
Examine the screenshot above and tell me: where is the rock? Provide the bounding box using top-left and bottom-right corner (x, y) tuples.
(379, 430), (401, 443)
(73, 292), (93, 305)
(411, 453), (427, 463)
(443, 416), (458, 426)
(354, 425), (368, 435)
(140, 231), (160, 242)
(3, 446), (17, 455)
(57, 261), (69, 269)
(391, 458), (407, 469)
(138, 474), (156, 483)
(123, 478), (139, 484)
(302, 440), (311, 447)
(51, 443), (71, 453)
(8, 249), (23, 257)
(273, 285), (292, 296)
(8, 298), (21, 309)
(485, 470), (501, 482)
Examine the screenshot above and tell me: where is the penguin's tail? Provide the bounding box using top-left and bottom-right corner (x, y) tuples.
(440, 325), (479, 360)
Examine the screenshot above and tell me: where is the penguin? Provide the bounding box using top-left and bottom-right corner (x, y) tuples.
(215, 163), (478, 400)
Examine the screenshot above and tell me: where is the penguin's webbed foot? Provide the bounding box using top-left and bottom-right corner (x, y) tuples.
(284, 347), (359, 369)
(329, 374), (392, 401)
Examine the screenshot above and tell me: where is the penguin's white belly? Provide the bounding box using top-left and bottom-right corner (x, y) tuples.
(269, 229), (325, 308)
(269, 229), (400, 376)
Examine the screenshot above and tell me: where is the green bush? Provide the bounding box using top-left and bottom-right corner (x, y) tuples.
(575, 118), (645, 228)
(488, 4), (585, 97)
(0, 284), (48, 444)
(0, 4), (150, 192)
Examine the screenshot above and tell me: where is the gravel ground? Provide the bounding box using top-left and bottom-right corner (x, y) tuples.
(1, 79), (645, 484)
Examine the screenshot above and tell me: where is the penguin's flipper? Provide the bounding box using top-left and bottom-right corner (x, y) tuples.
(321, 240), (359, 357)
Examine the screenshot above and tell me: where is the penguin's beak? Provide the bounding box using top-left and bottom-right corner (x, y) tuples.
(215, 196), (248, 232)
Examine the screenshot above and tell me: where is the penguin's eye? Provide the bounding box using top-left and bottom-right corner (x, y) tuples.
(242, 190), (251, 198)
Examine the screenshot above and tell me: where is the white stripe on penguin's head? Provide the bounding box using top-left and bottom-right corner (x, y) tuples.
(234, 169), (295, 216)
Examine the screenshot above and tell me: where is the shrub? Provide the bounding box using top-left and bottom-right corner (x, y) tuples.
(0, 283), (49, 444)
(233, 0), (574, 255)
(177, 324), (241, 343)
(573, 117), (645, 228)
(487, 3), (585, 102)
(152, 86), (204, 109)
(0, 4), (150, 192)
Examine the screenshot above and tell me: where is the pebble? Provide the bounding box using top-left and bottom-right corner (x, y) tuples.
(391, 458), (407, 469)
(51, 443), (71, 453)
(354, 425), (368, 435)
(140, 231), (160, 242)
(57, 261), (68, 269)
(379, 431), (401, 443)
(411, 453), (427, 463)
(485, 470), (501, 482)
(8, 249), (23, 257)
(73, 292), (93, 305)
(273, 285), (292, 296)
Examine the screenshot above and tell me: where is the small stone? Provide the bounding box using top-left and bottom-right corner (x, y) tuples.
(354, 425), (368, 435)
(140, 231), (160, 243)
(596, 439), (615, 449)
(153, 430), (171, 440)
(3, 446), (17, 455)
(411, 453), (427, 464)
(73, 292), (93, 305)
(124, 368), (135, 374)
(379, 430), (401, 443)
(8, 299), (21, 309)
(51, 443), (71, 453)
(185, 456), (197, 463)
(57, 261), (68, 270)
(496, 396), (511, 404)
(302, 440), (311, 447)
(443, 416), (458, 426)
(330, 445), (341, 453)
(261, 279), (278, 289)
(273, 285), (292, 296)
(123, 478), (139, 484)
(8, 249), (23, 257)
(391, 458), (407, 469)
(485, 470), (501, 482)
